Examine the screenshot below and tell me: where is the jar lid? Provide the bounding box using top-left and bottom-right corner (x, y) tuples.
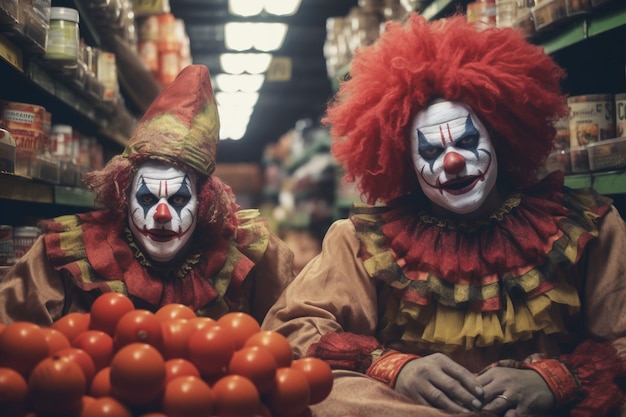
(567, 94), (614, 103)
(51, 124), (73, 135)
(13, 226), (40, 236)
(615, 92), (626, 100)
(50, 7), (79, 23)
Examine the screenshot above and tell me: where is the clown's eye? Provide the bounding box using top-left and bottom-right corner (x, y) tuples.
(138, 192), (157, 206)
(420, 145), (443, 161)
(456, 134), (479, 150)
(169, 194), (190, 207)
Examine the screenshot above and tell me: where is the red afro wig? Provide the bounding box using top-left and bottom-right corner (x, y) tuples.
(325, 14), (568, 204)
(83, 155), (240, 243)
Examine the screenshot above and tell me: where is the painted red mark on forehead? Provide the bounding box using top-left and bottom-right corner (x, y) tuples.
(438, 123), (454, 146)
(157, 180), (170, 198)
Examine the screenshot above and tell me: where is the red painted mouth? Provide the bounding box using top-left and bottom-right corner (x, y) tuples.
(145, 228), (179, 242)
(438, 174), (482, 195)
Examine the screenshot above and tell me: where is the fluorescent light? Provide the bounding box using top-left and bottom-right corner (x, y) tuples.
(220, 53), (272, 75)
(216, 91), (259, 108)
(264, 0), (301, 16)
(215, 74), (265, 93)
(229, 0), (263, 17)
(229, 0), (302, 17)
(254, 23), (287, 51)
(218, 105), (252, 141)
(224, 22), (287, 52)
(225, 22), (254, 50)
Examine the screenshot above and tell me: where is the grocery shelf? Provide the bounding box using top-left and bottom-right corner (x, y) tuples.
(0, 172), (54, 204)
(540, 3), (626, 54)
(420, 0), (457, 20)
(565, 170), (626, 195)
(0, 172), (95, 208)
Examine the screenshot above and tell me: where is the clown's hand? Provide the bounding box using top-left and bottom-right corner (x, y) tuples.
(395, 353), (485, 413)
(477, 366), (554, 417)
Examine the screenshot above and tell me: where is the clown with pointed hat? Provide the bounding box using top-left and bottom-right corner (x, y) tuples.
(262, 14), (626, 417)
(0, 65), (295, 326)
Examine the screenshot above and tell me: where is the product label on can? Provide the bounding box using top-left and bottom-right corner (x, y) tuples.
(568, 95), (615, 149)
(0, 101), (46, 152)
(616, 94), (626, 138)
(0, 225), (14, 266)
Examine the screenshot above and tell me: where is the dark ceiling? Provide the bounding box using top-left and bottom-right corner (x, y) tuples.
(168, 0), (359, 164)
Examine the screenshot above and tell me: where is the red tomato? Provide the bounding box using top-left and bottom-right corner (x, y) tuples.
(162, 375), (214, 417)
(188, 316), (217, 331)
(40, 327), (71, 355)
(89, 367), (111, 398)
(80, 396), (133, 417)
(228, 346), (277, 394)
(0, 367), (28, 417)
(51, 312), (91, 343)
(160, 318), (196, 360)
(211, 374), (260, 417)
(155, 303), (197, 322)
(89, 293), (135, 337)
(109, 343), (166, 408)
(113, 309), (163, 351)
(244, 330), (293, 368)
(164, 358), (200, 383)
(72, 330), (115, 372)
(28, 355), (86, 417)
(82, 394), (96, 411)
(266, 367), (310, 417)
(56, 347), (97, 388)
(216, 312), (261, 349)
(187, 325), (236, 379)
(291, 357), (334, 405)
(0, 321), (49, 378)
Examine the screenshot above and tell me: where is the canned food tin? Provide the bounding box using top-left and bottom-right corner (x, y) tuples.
(0, 225), (14, 266)
(567, 94), (615, 149)
(0, 100), (46, 151)
(13, 226), (40, 261)
(615, 93), (626, 138)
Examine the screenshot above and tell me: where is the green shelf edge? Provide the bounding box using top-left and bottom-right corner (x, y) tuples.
(421, 0), (456, 20)
(542, 4), (626, 54)
(565, 170), (626, 195)
(54, 186), (96, 208)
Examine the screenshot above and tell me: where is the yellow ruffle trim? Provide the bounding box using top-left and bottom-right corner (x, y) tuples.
(389, 273), (581, 352)
(351, 186), (609, 351)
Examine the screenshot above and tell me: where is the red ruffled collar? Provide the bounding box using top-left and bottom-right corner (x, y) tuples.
(42, 210), (260, 312)
(350, 172), (612, 312)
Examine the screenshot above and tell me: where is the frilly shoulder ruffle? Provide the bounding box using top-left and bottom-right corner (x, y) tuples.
(349, 172), (612, 351)
(42, 209), (270, 314)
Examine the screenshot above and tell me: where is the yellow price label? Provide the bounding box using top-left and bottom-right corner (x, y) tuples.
(0, 34), (23, 72)
(267, 57), (292, 82)
(132, 0), (169, 15)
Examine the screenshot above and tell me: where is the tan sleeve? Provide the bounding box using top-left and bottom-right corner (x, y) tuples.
(0, 236), (66, 326)
(249, 232), (296, 323)
(261, 219), (379, 358)
(582, 205), (626, 360)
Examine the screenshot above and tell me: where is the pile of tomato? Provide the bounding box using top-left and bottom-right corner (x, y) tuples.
(0, 293), (334, 417)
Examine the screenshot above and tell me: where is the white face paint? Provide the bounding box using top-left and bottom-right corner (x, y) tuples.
(409, 101), (497, 214)
(128, 162), (198, 263)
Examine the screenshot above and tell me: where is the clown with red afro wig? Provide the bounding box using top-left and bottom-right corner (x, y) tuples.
(327, 14), (568, 204)
(262, 14), (626, 417)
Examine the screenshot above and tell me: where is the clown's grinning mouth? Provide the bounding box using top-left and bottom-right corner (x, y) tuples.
(442, 176), (477, 190)
(438, 173), (482, 195)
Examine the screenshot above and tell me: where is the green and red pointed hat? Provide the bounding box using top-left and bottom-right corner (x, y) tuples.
(122, 64), (220, 176)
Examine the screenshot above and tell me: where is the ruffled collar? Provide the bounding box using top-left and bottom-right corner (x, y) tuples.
(349, 172), (612, 348)
(42, 209), (269, 313)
